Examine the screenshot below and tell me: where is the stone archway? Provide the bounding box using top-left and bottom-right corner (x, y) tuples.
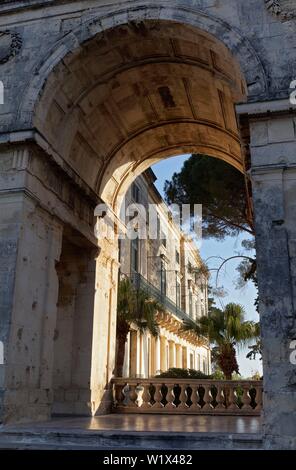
(0, 1), (295, 450)
(32, 20), (247, 214)
(28, 18), (250, 421)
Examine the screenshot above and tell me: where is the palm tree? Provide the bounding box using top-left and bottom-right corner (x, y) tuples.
(183, 303), (259, 380)
(115, 277), (164, 377)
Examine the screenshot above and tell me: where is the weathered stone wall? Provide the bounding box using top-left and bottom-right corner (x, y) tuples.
(0, 190), (63, 422)
(53, 239), (96, 416)
(0, 0), (296, 449)
(250, 112), (296, 449)
(0, 0), (295, 135)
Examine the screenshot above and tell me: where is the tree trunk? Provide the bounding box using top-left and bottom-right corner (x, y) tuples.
(218, 344), (239, 380)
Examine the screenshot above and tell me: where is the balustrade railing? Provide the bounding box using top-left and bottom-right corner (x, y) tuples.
(112, 378), (263, 415)
(128, 272), (196, 325)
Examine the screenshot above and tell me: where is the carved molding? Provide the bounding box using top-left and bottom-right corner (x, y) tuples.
(265, 0), (296, 20)
(0, 30), (22, 65)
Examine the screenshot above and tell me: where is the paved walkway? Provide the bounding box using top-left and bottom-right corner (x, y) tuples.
(3, 414), (261, 434)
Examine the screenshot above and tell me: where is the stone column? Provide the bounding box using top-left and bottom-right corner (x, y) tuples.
(129, 331), (138, 378)
(52, 245), (96, 416)
(136, 331), (142, 378)
(90, 233), (120, 415)
(139, 333), (146, 378)
(169, 341), (176, 368)
(249, 112), (296, 449)
(176, 344), (183, 369)
(122, 333), (130, 378)
(182, 346), (188, 369)
(160, 336), (167, 372)
(207, 348), (211, 374)
(0, 188), (63, 423)
(155, 336), (161, 375)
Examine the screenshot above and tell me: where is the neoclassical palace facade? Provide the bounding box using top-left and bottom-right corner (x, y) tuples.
(119, 171), (211, 379)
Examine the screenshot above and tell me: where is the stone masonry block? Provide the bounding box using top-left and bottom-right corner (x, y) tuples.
(268, 118), (295, 144)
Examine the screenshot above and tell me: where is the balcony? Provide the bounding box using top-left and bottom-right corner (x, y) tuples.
(129, 272), (196, 325)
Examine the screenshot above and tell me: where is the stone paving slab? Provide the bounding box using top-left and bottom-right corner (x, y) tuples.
(0, 415), (263, 450)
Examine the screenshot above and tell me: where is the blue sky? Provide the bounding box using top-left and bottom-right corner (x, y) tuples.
(151, 154), (262, 378)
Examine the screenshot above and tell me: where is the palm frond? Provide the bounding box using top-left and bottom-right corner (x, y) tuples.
(117, 278), (162, 337)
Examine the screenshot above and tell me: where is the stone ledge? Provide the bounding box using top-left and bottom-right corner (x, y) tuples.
(0, 428), (264, 450)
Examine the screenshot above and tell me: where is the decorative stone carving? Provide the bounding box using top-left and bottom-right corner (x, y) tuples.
(265, 0), (296, 20)
(0, 30), (22, 65)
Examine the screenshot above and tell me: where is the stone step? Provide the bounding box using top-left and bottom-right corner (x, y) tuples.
(0, 428), (263, 450)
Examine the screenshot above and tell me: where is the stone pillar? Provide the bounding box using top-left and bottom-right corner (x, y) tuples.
(249, 113), (296, 449)
(176, 344), (182, 369)
(136, 331), (142, 378)
(52, 243), (96, 416)
(196, 352), (201, 371)
(207, 348), (211, 374)
(160, 336), (167, 372)
(129, 331), (138, 378)
(155, 336), (161, 375)
(169, 341), (176, 368)
(182, 346), (188, 369)
(0, 189), (63, 423)
(139, 333), (146, 378)
(90, 233), (119, 415)
(122, 333), (130, 378)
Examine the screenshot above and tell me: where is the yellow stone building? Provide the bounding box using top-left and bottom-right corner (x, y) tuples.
(119, 170), (211, 379)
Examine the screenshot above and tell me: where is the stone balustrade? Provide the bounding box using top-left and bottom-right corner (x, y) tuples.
(112, 378), (263, 415)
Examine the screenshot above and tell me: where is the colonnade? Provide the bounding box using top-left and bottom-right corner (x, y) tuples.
(122, 329), (210, 378)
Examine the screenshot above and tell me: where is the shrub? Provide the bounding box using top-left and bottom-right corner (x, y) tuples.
(155, 368), (213, 379)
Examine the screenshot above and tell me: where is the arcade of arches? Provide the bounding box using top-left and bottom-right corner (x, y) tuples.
(0, 1), (296, 450)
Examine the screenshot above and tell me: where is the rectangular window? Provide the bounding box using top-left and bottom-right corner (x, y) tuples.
(131, 238), (139, 273)
(157, 216), (167, 247)
(160, 260), (167, 297)
(175, 249), (180, 264)
(160, 229), (167, 248)
(195, 300), (199, 318)
(157, 214), (161, 240)
(176, 281), (181, 308)
(118, 238), (122, 264)
(132, 182), (140, 203)
(189, 291), (193, 318)
(201, 304), (205, 317)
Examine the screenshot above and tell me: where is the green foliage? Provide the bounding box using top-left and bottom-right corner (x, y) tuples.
(248, 371), (262, 380)
(156, 368), (213, 379)
(246, 337), (262, 361)
(117, 277), (163, 337)
(182, 303), (259, 379)
(164, 154), (254, 240)
(211, 369), (225, 380)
